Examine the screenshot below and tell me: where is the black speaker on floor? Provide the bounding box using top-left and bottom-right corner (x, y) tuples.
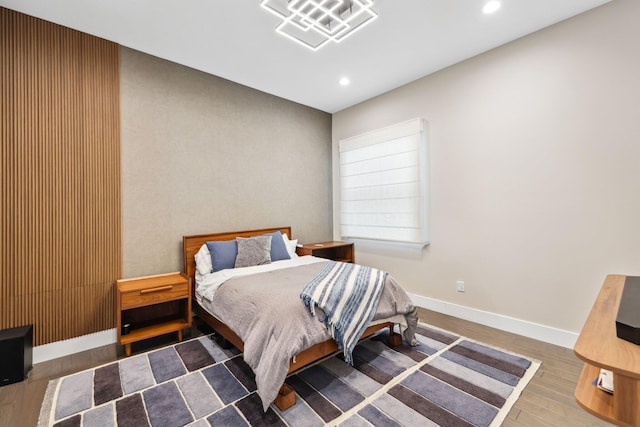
(0, 324), (33, 386)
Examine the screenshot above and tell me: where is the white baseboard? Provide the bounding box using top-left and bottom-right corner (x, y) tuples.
(33, 329), (117, 364)
(410, 293), (578, 349)
(32, 295), (578, 364)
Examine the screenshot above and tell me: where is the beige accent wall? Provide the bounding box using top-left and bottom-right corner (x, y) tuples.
(332, 0), (640, 334)
(120, 48), (332, 278)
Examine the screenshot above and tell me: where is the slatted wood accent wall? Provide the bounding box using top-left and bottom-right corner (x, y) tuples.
(1, 8), (121, 346)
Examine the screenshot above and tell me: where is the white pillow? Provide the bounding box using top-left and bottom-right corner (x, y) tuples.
(195, 244), (213, 275)
(282, 233), (299, 258)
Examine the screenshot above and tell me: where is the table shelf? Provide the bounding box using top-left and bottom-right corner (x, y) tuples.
(574, 275), (640, 426)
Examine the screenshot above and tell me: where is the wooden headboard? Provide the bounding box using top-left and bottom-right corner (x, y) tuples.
(182, 226), (292, 289)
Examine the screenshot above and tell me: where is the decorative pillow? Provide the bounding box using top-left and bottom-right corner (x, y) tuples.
(282, 233), (299, 258)
(206, 239), (238, 272)
(234, 236), (272, 268)
(195, 244), (213, 275)
(258, 231), (291, 262)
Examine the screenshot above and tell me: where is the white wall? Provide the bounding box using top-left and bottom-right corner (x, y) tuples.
(332, 0), (640, 341)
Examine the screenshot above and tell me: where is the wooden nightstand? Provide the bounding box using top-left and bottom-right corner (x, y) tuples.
(296, 241), (354, 263)
(116, 272), (191, 357)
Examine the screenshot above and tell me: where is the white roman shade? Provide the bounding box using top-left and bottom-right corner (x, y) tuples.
(339, 118), (429, 245)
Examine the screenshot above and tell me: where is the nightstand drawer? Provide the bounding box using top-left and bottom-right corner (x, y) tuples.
(120, 282), (189, 309)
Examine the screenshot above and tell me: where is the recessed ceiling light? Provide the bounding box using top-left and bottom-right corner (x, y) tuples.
(483, 1), (501, 14)
(339, 77), (350, 86)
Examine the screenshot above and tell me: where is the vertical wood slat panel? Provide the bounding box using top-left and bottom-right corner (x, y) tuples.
(1, 7), (121, 346)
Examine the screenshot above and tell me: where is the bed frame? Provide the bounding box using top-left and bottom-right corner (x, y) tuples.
(182, 226), (396, 409)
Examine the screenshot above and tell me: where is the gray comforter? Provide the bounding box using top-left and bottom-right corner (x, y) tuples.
(208, 261), (418, 411)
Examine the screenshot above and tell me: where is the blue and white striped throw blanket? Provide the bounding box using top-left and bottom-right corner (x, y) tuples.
(300, 261), (387, 365)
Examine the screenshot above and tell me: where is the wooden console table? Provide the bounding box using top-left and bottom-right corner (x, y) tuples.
(574, 275), (640, 426)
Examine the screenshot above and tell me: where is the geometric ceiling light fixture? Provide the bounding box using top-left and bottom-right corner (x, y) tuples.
(260, 0), (378, 51)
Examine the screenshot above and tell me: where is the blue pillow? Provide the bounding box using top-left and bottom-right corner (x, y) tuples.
(260, 231), (290, 262)
(206, 239), (238, 272)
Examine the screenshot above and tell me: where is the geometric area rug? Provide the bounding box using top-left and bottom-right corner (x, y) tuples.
(38, 323), (540, 427)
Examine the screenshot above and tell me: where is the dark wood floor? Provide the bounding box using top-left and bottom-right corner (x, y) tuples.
(0, 309), (613, 426)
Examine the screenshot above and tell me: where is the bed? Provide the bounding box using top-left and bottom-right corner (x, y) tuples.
(182, 226), (418, 411)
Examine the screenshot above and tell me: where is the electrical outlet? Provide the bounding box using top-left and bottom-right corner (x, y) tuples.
(456, 281), (465, 292)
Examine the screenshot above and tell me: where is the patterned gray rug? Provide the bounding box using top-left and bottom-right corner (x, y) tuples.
(38, 323), (540, 427)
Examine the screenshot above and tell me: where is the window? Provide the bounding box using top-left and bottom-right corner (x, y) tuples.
(339, 118), (429, 246)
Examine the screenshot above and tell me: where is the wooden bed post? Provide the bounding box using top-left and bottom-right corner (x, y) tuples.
(387, 324), (402, 347)
(275, 384), (296, 411)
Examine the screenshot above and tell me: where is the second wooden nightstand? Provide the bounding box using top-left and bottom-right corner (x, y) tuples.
(116, 272), (191, 357)
(296, 241), (354, 263)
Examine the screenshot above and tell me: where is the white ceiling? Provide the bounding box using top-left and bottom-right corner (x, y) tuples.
(0, 0), (611, 113)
